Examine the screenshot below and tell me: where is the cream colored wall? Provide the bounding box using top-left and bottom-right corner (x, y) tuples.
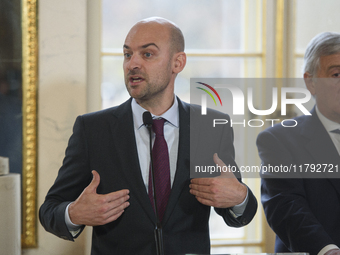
(23, 0), (93, 254)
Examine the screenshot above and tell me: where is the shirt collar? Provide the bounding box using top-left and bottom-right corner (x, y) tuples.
(316, 106), (340, 132)
(131, 97), (179, 130)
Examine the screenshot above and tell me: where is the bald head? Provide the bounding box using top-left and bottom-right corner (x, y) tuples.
(130, 17), (185, 55)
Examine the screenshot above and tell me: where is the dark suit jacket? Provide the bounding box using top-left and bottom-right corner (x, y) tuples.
(257, 107), (340, 255)
(40, 98), (257, 255)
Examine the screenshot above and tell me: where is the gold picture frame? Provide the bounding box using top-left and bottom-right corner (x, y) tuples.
(22, 0), (38, 248)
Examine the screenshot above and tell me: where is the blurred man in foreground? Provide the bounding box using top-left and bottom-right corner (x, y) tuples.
(258, 32), (340, 255)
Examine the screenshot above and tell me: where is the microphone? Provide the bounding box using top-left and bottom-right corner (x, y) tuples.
(143, 111), (164, 255)
(143, 111), (153, 128)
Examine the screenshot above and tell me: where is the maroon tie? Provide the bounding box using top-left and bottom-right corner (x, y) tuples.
(148, 118), (171, 222)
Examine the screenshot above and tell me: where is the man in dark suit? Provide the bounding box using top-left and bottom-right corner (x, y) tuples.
(40, 17), (257, 254)
(257, 32), (340, 255)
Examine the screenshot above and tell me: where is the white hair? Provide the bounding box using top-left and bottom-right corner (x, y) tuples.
(303, 32), (340, 77)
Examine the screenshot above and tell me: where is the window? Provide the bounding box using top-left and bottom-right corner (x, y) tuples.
(91, 0), (340, 253)
(294, 0), (340, 78)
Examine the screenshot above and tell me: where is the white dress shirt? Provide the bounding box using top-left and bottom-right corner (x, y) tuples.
(131, 98), (179, 190)
(316, 107), (340, 155)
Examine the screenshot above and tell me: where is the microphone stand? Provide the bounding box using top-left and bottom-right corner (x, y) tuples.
(143, 112), (164, 255)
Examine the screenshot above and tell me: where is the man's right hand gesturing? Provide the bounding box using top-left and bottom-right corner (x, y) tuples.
(68, 170), (130, 226)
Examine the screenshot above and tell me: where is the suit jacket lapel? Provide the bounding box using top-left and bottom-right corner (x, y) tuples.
(162, 98), (191, 225)
(300, 107), (340, 193)
(301, 107), (340, 165)
(110, 99), (156, 223)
